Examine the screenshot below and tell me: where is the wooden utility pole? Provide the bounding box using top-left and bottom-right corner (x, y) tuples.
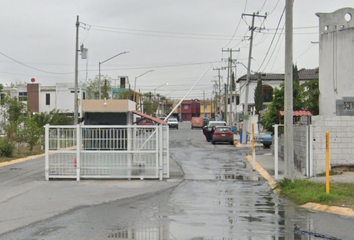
(222, 48), (239, 127)
(213, 68), (223, 120)
(241, 12), (267, 144)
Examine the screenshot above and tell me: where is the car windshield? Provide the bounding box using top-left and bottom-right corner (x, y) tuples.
(209, 122), (226, 127)
(216, 127), (231, 132)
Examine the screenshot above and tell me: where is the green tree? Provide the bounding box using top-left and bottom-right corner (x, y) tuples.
(254, 79), (264, 115)
(85, 75), (112, 99)
(33, 109), (73, 127)
(22, 113), (44, 151)
(302, 78), (320, 115)
(1, 95), (27, 136)
(231, 72), (236, 91)
(261, 80), (304, 132)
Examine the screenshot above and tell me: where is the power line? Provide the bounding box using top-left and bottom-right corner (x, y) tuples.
(256, 6), (285, 72)
(0, 51), (74, 75)
(89, 26), (244, 41)
(223, 0), (248, 48)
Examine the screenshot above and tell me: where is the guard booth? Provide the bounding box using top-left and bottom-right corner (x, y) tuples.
(45, 99), (169, 181)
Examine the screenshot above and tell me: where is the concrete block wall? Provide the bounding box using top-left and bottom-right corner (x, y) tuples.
(277, 115), (354, 175)
(278, 125), (308, 175)
(312, 115), (354, 174)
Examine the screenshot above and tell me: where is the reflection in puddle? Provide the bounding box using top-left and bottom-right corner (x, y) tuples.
(108, 225), (170, 239)
(215, 174), (261, 181)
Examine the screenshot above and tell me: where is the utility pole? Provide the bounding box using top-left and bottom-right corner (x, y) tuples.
(222, 48), (239, 127)
(224, 84), (227, 121)
(241, 12), (267, 144)
(285, 0), (294, 180)
(213, 68), (223, 120)
(74, 16), (79, 125)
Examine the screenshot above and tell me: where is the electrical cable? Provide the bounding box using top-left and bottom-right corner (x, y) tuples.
(261, 22), (285, 72)
(223, 0), (248, 48)
(256, 6), (285, 72)
(0, 51), (74, 75)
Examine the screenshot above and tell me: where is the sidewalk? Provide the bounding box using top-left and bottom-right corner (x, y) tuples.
(0, 156), (184, 235)
(234, 134), (354, 218)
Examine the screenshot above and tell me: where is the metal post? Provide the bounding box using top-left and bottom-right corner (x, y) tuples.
(76, 124), (81, 181)
(252, 123), (255, 170)
(74, 16), (79, 124)
(45, 124), (49, 181)
(309, 125), (314, 177)
(326, 131), (330, 194)
(159, 125), (163, 180)
(98, 62), (101, 99)
(285, 0), (294, 180)
(274, 124), (279, 180)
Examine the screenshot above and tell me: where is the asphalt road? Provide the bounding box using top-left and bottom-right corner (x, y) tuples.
(0, 122), (353, 239)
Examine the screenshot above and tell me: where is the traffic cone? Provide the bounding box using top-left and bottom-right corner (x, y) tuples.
(74, 158), (77, 168)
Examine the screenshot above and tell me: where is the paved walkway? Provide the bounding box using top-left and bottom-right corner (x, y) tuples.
(234, 134), (354, 218)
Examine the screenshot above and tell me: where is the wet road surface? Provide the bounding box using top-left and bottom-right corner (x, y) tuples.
(0, 122), (353, 239)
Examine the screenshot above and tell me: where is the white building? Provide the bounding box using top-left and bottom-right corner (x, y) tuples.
(236, 69), (319, 116)
(1, 82), (85, 118)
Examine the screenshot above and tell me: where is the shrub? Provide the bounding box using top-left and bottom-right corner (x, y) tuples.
(0, 138), (14, 157)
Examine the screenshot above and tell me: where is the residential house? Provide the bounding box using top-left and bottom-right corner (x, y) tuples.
(200, 99), (215, 118)
(236, 68), (319, 115)
(1, 82), (85, 117)
(180, 99), (200, 121)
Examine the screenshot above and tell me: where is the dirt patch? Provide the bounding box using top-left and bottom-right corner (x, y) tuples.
(332, 165), (354, 173)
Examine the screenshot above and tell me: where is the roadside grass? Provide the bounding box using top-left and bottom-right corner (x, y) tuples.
(0, 145), (44, 163)
(277, 178), (354, 209)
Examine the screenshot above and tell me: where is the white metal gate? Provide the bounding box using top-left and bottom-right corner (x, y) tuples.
(45, 124), (169, 181)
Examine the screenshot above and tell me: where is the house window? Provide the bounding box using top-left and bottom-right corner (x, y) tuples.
(19, 92), (27, 101)
(46, 93), (50, 105)
(204, 104), (207, 109)
(263, 85), (273, 102)
(183, 105), (189, 110)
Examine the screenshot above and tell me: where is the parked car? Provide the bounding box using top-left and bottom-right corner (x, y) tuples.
(203, 121), (226, 142)
(254, 132), (273, 148)
(191, 117), (204, 129)
(167, 118), (179, 129)
(137, 118), (153, 125)
(211, 126), (234, 145)
(203, 117), (210, 127)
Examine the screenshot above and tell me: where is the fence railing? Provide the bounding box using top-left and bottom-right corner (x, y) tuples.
(45, 124), (169, 181)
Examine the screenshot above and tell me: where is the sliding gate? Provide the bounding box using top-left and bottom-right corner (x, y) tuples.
(45, 124), (169, 181)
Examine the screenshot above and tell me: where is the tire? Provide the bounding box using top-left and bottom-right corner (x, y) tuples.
(263, 144), (271, 148)
(191, 126), (193, 129)
(207, 139), (210, 142)
(229, 141), (234, 145)
(211, 140), (215, 144)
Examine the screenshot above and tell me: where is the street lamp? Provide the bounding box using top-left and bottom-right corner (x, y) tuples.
(133, 70), (154, 103)
(99, 51), (129, 99)
(154, 82), (169, 95)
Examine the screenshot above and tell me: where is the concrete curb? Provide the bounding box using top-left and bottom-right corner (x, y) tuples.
(246, 154), (354, 218)
(0, 153), (46, 168)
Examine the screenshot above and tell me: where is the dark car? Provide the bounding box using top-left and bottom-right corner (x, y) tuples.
(203, 121), (226, 142)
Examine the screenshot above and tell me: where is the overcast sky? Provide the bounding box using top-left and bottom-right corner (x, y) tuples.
(0, 0), (353, 99)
